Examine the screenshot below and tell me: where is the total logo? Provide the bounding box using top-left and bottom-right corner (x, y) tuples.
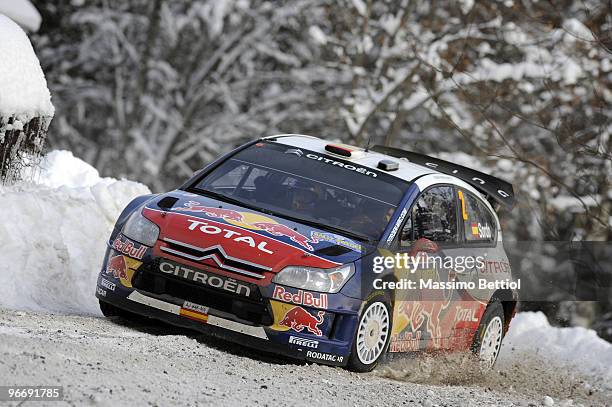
(272, 286), (328, 309)
(174, 201), (315, 251)
(186, 219), (274, 254)
(454, 306), (479, 323)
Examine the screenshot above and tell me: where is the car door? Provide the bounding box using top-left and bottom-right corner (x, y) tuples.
(451, 189), (503, 344)
(391, 185), (461, 350)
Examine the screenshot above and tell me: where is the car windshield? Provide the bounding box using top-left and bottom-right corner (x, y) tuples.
(191, 142), (410, 242)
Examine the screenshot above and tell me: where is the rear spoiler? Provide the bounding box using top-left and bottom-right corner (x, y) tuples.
(371, 146), (516, 210)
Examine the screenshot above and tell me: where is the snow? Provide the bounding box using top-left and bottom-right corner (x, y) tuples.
(309, 25), (327, 45)
(499, 311), (612, 382)
(549, 194), (600, 213)
(0, 14), (54, 118)
(351, 0), (367, 16)
(458, 0), (474, 14)
(32, 150), (111, 189)
(562, 18), (595, 42)
(0, 150), (150, 314)
(0, 0), (41, 32)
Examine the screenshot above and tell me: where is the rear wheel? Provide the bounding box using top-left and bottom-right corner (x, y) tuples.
(347, 296), (391, 372)
(472, 301), (505, 369)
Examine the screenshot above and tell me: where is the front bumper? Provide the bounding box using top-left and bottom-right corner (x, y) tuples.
(96, 242), (361, 367)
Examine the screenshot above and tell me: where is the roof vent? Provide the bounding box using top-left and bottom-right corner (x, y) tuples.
(378, 160), (399, 171)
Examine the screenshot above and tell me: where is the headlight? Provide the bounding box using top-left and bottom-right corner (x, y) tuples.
(272, 264), (354, 293)
(121, 210), (159, 246)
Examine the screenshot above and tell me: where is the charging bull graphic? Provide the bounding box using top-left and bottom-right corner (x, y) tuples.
(279, 306), (325, 336)
(104, 254), (142, 288)
(173, 201), (245, 222)
(251, 222), (314, 251)
(391, 256), (457, 350)
(106, 255), (128, 280)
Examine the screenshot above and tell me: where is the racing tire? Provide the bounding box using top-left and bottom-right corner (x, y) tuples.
(99, 300), (123, 317)
(99, 300), (139, 321)
(347, 295), (392, 372)
(471, 301), (505, 370)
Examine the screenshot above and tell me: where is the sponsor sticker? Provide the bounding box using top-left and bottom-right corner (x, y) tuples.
(186, 219), (274, 254)
(471, 223), (492, 239)
(100, 278), (116, 291)
(159, 260), (253, 297)
(105, 254), (142, 288)
(173, 202), (245, 222)
(288, 335), (319, 349)
(112, 236), (147, 260)
(182, 301), (209, 314)
(250, 222), (313, 251)
(180, 301), (209, 323)
(96, 287), (106, 297)
(453, 306), (479, 323)
(171, 202), (324, 253)
(279, 306), (325, 336)
(310, 231), (361, 252)
(305, 153), (378, 178)
(386, 208), (408, 244)
(106, 255), (128, 280)
(272, 286), (328, 309)
(305, 350), (344, 363)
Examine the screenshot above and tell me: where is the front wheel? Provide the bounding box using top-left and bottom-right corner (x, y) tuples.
(347, 296), (392, 372)
(471, 301), (505, 369)
(99, 300), (122, 317)
(99, 300), (140, 321)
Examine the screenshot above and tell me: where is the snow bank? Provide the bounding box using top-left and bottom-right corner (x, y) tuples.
(0, 0), (42, 32)
(0, 150), (150, 314)
(499, 311), (612, 382)
(0, 14), (54, 117)
(33, 150), (111, 189)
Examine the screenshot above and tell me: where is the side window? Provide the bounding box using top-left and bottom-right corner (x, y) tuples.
(400, 186), (457, 247)
(458, 190), (496, 243)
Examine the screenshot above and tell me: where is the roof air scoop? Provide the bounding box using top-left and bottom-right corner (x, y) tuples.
(377, 160), (399, 171)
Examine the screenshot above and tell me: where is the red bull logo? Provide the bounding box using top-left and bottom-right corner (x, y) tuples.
(112, 237), (146, 260)
(173, 201), (245, 222)
(279, 306), (325, 336)
(106, 255), (128, 280)
(251, 222), (313, 251)
(273, 286), (328, 309)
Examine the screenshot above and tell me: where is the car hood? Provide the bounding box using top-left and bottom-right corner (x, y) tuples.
(142, 190), (372, 276)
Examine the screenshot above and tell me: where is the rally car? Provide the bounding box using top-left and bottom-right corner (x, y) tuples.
(96, 134), (518, 372)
